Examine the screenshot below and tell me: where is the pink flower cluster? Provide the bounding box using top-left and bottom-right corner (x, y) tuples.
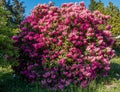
(12, 2), (114, 90)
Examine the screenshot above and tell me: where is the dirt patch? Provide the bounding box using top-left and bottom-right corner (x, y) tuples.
(105, 82), (117, 90)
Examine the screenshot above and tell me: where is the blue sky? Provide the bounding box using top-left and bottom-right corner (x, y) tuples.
(21, 0), (120, 16)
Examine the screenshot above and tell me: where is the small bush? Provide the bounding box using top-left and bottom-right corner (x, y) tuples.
(12, 2), (114, 90)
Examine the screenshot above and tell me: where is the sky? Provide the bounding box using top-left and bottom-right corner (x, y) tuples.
(21, 0), (120, 16)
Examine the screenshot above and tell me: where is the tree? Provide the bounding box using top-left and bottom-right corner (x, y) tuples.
(89, 0), (120, 36)
(0, 2), (11, 65)
(0, 0), (18, 66)
(89, 0), (97, 12)
(89, 0), (105, 13)
(106, 2), (120, 36)
(2, 0), (25, 28)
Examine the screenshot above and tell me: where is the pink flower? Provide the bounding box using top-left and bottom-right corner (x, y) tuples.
(34, 63), (38, 67)
(41, 80), (46, 85)
(63, 72), (68, 75)
(51, 75), (56, 79)
(47, 79), (52, 83)
(58, 40), (62, 46)
(12, 36), (18, 41)
(103, 30), (111, 37)
(105, 15), (110, 19)
(65, 81), (70, 86)
(29, 75), (35, 79)
(43, 72), (50, 78)
(80, 80), (87, 88)
(106, 25), (111, 30)
(88, 28), (93, 33)
(79, 2), (85, 7)
(98, 40), (103, 45)
(64, 18), (70, 25)
(76, 59), (82, 63)
(66, 52), (72, 58)
(61, 3), (67, 7)
(58, 58), (65, 65)
(104, 66), (110, 71)
(58, 84), (64, 90)
(93, 10), (100, 15)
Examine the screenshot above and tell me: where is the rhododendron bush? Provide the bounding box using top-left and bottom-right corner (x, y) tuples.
(12, 2), (115, 90)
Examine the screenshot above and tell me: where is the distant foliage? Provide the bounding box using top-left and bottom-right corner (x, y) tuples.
(2, 0), (25, 28)
(13, 2), (114, 90)
(0, 2), (15, 65)
(89, 0), (120, 36)
(0, 0), (24, 66)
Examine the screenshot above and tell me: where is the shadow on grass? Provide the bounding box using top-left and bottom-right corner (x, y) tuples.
(0, 73), (15, 92)
(108, 62), (120, 79)
(95, 62), (120, 87)
(0, 72), (62, 92)
(0, 72), (36, 92)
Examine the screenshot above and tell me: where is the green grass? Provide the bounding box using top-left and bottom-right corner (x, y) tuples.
(0, 57), (120, 92)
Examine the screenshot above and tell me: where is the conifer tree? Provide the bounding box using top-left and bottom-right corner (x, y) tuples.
(2, 0), (25, 28)
(89, 0), (97, 12)
(0, 0), (18, 66)
(0, 1), (12, 65)
(89, 0), (120, 36)
(106, 2), (120, 36)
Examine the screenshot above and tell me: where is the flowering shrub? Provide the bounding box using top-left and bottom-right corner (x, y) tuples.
(12, 2), (115, 90)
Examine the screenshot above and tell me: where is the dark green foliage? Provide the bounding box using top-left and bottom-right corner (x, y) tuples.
(89, 0), (98, 12)
(89, 0), (96, 12)
(2, 0), (25, 28)
(113, 38), (120, 56)
(0, 3), (11, 65)
(0, 0), (25, 66)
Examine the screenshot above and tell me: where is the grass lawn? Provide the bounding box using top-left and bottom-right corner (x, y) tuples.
(0, 57), (120, 92)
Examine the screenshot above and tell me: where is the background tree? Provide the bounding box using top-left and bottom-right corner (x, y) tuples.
(89, 0), (120, 36)
(89, 0), (97, 12)
(2, 0), (25, 28)
(106, 2), (120, 36)
(0, 1), (13, 65)
(0, 0), (24, 66)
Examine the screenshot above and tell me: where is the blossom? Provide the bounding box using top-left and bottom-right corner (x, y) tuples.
(80, 80), (87, 88)
(12, 36), (18, 41)
(106, 25), (111, 30)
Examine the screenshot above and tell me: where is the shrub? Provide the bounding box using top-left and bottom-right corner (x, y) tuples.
(12, 2), (115, 90)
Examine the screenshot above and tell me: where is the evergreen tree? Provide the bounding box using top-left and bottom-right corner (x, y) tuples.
(96, 0), (105, 13)
(106, 2), (120, 36)
(89, 0), (120, 36)
(89, 0), (97, 12)
(89, 0), (105, 13)
(0, 0), (18, 66)
(2, 0), (25, 28)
